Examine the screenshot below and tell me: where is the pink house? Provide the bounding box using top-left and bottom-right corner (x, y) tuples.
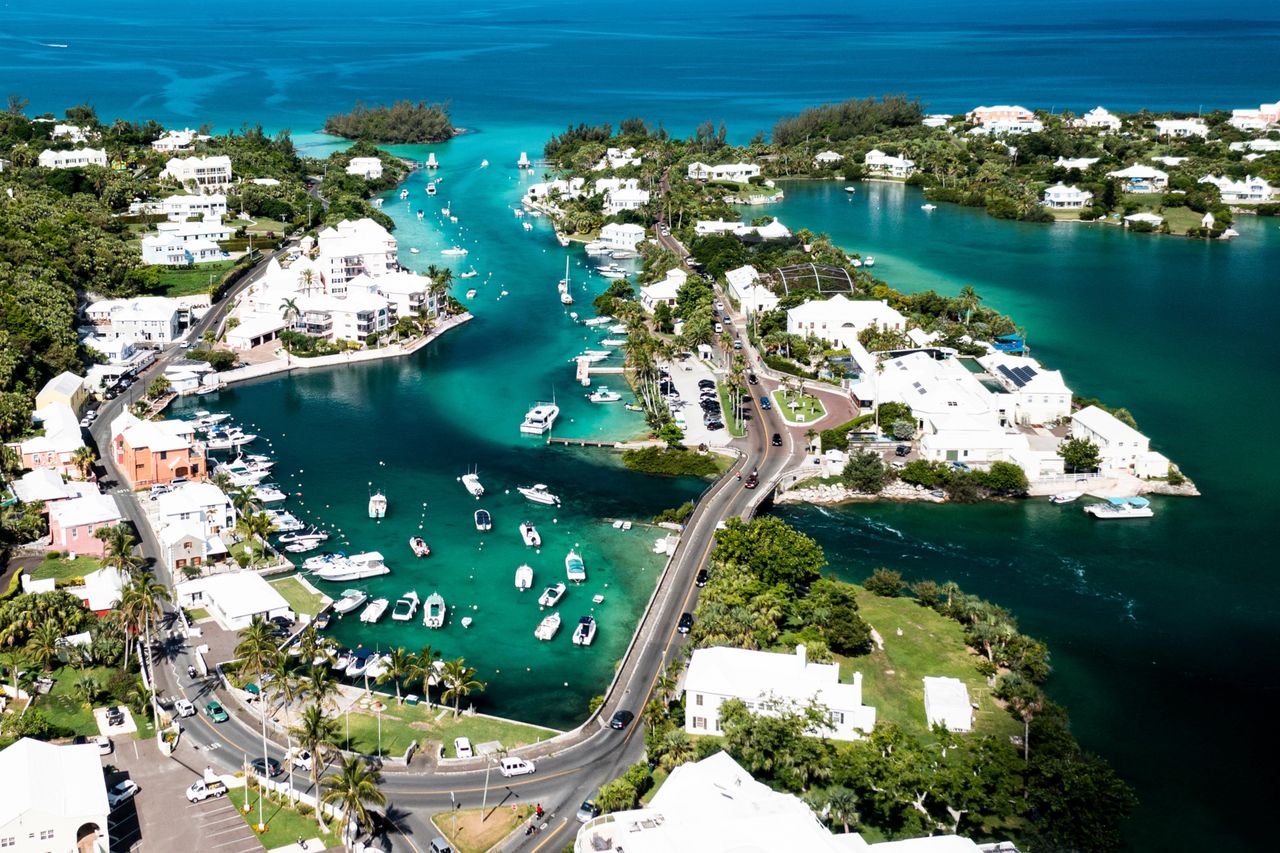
(47, 491), (124, 557)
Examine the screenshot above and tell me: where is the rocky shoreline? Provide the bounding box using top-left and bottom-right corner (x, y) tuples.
(776, 480), (947, 505)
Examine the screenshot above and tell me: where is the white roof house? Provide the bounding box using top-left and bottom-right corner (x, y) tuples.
(141, 235), (224, 266)
(693, 219), (744, 236)
(599, 222), (645, 252)
(0, 738), (110, 853)
(864, 148), (916, 178)
(159, 520), (227, 574)
(1072, 106), (1122, 130)
(923, 677), (973, 732)
(977, 352), (1072, 425)
(813, 150), (843, 165)
(604, 186), (650, 215)
(155, 218), (234, 244)
(965, 106), (1042, 134)
(78, 566), (125, 613)
(36, 371), (87, 412)
(1153, 118), (1209, 139)
(1053, 156), (1099, 171)
(1070, 405), (1151, 473)
(12, 403), (85, 475)
(153, 482), (235, 538)
(922, 114), (952, 128)
(373, 269), (437, 318)
(151, 128), (204, 152)
(1106, 163), (1169, 193)
(1041, 183), (1094, 209)
(85, 296), (184, 342)
(735, 218), (792, 241)
(52, 124), (90, 143)
(156, 193), (228, 222)
(725, 265), (779, 316)
(687, 162), (761, 183)
(639, 269), (687, 314)
(345, 157), (384, 179)
(162, 155), (233, 188)
(1229, 138), (1280, 153)
(684, 645), (875, 741)
(787, 294), (906, 351)
(1198, 174), (1275, 203)
(175, 571), (293, 631)
(316, 218), (398, 287)
(37, 147), (107, 169)
(593, 146), (642, 170)
(1123, 212), (1164, 227)
(11, 469), (81, 504)
(1150, 156), (1188, 167)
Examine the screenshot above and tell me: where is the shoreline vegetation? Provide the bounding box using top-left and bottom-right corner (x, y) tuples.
(323, 101), (456, 144)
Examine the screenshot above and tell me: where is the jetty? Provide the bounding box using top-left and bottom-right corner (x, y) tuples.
(576, 356), (625, 385)
(547, 437), (621, 448)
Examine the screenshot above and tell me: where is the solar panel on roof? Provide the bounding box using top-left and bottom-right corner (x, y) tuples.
(996, 365), (1026, 388)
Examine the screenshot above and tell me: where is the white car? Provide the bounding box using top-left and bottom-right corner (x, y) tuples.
(453, 736), (473, 759)
(107, 779), (140, 809)
(499, 757), (535, 778)
(287, 747), (313, 772)
(174, 698), (196, 718)
(93, 735), (113, 755)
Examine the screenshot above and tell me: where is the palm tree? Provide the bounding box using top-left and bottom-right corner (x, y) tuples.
(96, 524), (143, 578)
(321, 756), (386, 850)
(27, 622), (63, 671)
(118, 570), (169, 674)
(228, 485), (259, 517)
(805, 428), (818, 454)
(406, 644), (441, 704)
(235, 512), (273, 566)
(72, 446), (97, 480)
(825, 787), (860, 832)
(292, 704), (340, 828)
(304, 664), (339, 712)
(958, 285), (981, 325)
(235, 618), (281, 688)
(657, 728), (694, 771)
(0, 649), (30, 700)
(376, 647), (415, 705)
(211, 470), (234, 493)
(438, 657), (485, 718)
(72, 674), (100, 709)
(279, 297), (301, 327)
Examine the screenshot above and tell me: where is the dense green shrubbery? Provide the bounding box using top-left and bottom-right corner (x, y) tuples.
(622, 446), (719, 477)
(324, 101), (454, 144)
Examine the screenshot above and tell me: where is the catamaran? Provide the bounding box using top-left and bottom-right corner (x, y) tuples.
(572, 615), (597, 646)
(534, 612), (562, 641)
(518, 484), (561, 506)
(423, 591), (447, 628)
(368, 491), (387, 518)
(391, 591), (420, 621)
(520, 521), (542, 548)
(565, 549), (586, 583)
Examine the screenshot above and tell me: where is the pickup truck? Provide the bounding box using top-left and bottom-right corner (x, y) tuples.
(186, 779), (227, 802)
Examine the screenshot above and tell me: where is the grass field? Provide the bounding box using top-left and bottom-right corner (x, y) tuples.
(842, 588), (1020, 741)
(28, 554), (103, 583)
(716, 383), (747, 437)
(153, 260), (235, 297)
(227, 785), (340, 850)
(37, 665), (155, 739)
(772, 390), (826, 425)
(269, 576), (327, 617)
(339, 700), (559, 757)
(432, 804), (533, 853)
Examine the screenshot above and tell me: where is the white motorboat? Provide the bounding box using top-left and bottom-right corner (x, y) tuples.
(285, 540), (321, 554)
(253, 484), (287, 503)
(423, 591), (446, 628)
(600, 338), (627, 347)
(575, 351), (611, 364)
(391, 591), (419, 621)
(345, 649), (376, 678)
(514, 564), (534, 591)
(1084, 497), (1154, 519)
(592, 593), (605, 604)
(844, 186), (857, 193)
(520, 402), (559, 435)
(409, 536), (431, 558)
(279, 527), (328, 545)
(400, 189), (409, 200)
(426, 182), (437, 196)
(565, 549), (586, 582)
(441, 246), (468, 256)
(524, 221), (535, 231)
(313, 552), (390, 582)
(466, 288), (478, 299)
(850, 258), (863, 268)
(461, 616), (473, 628)
(518, 484), (561, 506)
(364, 654), (390, 680)
(410, 246), (421, 252)
(596, 264), (628, 279)
(368, 491), (387, 519)
(425, 153), (439, 169)
(587, 387), (621, 403)
(582, 315), (613, 326)
(538, 582), (566, 608)
(1049, 491), (1083, 504)
(226, 468), (268, 487)
(921, 203), (938, 211)
(266, 510), (304, 532)
(303, 552), (344, 571)
(359, 598), (389, 624)
(461, 472), (485, 497)
(206, 430), (257, 451)
(572, 616), (597, 646)
(560, 290), (574, 305)
(480, 159), (489, 168)
(332, 589), (367, 616)
(863, 256), (875, 267)
(331, 651), (353, 671)
(534, 612), (561, 641)
(520, 521), (541, 548)
(583, 242), (611, 256)
(189, 410), (230, 429)
(474, 509), (492, 531)
(609, 250), (637, 260)
(607, 324), (628, 335)
(460, 268), (479, 280)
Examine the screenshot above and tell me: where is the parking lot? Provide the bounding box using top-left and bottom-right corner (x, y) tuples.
(662, 356), (733, 448)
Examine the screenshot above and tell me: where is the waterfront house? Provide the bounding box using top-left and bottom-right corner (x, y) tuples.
(36, 372), (88, 414)
(863, 148), (916, 178)
(316, 218), (398, 287)
(592, 176), (632, 197)
(599, 222), (646, 252)
(683, 645), (876, 741)
(966, 105), (1042, 134)
(1072, 106), (1122, 131)
(159, 520), (227, 575)
(47, 489), (124, 557)
(373, 269), (438, 319)
(1041, 183), (1094, 209)
(922, 113), (952, 128)
(1053, 156), (1099, 171)
(603, 186), (650, 215)
(345, 156), (383, 179)
(693, 219), (744, 236)
(639, 269), (686, 314)
(813, 150), (843, 166)
(735, 218), (792, 241)
(923, 677), (973, 732)
(85, 296), (185, 343)
(110, 411), (204, 488)
(687, 161), (761, 183)
(1071, 405), (1154, 473)
(295, 291), (391, 344)
(162, 154), (233, 189)
(977, 352), (1073, 425)
(1123, 212), (1164, 228)
(593, 146), (641, 170)
(1152, 119), (1208, 139)
(153, 482), (235, 538)
(175, 571), (293, 631)
(224, 315), (286, 351)
(1198, 174), (1276, 203)
(151, 128), (203, 152)
(11, 404), (85, 478)
(1106, 163), (1169, 193)
(37, 147), (107, 169)
(725, 265), (779, 316)
(0, 738), (111, 853)
(787, 294), (906, 351)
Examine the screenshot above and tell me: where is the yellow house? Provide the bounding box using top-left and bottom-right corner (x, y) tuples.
(35, 371), (88, 414)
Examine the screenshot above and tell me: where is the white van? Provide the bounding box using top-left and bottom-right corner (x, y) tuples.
(499, 757), (536, 778)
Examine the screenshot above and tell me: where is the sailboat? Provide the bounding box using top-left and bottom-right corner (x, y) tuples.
(558, 256), (574, 305)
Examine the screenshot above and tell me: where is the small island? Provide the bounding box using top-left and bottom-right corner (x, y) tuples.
(324, 100), (455, 144)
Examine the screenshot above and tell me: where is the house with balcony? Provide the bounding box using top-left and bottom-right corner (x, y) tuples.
(966, 105), (1043, 134)
(110, 412), (204, 489)
(373, 270), (437, 319)
(599, 222), (645, 252)
(1041, 183), (1094, 209)
(85, 297), (185, 343)
(603, 186), (650, 215)
(1198, 174), (1276, 203)
(153, 482), (235, 538)
(813, 150), (843, 166)
(725, 265), (778, 316)
(593, 146), (642, 170)
(694, 219), (744, 236)
(1070, 405), (1154, 474)
(639, 269), (686, 314)
(151, 128), (202, 152)
(37, 147), (107, 169)
(141, 235), (224, 266)
(162, 155), (233, 189)
(977, 352), (1073, 425)
(316, 218), (398, 288)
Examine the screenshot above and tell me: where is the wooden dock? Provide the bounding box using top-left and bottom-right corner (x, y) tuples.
(547, 437), (621, 448)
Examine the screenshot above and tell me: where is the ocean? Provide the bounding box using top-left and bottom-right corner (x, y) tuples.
(5, 2), (1279, 849)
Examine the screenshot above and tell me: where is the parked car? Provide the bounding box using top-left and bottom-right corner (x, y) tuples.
(107, 779), (141, 809)
(174, 698), (196, 718)
(250, 757), (282, 778)
(204, 700), (229, 723)
(895, 445), (911, 457)
(771, 433), (783, 446)
(697, 379), (715, 389)
(186, 778), (227, 802)
(105, 706), (125, 727)
(609, 709), (635, 730)
(93, 735), (113, 755)
(453, 736), (473, 759)
(714, 323), (723, 334)
(499, 757), (536, 777)
(576, 800), (602, 823)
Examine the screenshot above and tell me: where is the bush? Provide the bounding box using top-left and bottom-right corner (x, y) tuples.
(1167, 465), (1186, 486)
(187, 349), (237, 371)
(841, 451), (892, 494)
(876, 402), (913, 434)
(864, 567), (904, 597)
(652, 501), (695, 525)
(899, 459), (948, 488)
(944, 470), (984, 503)
(981, 461), (1029, 496)
(622, 447), (719, 477)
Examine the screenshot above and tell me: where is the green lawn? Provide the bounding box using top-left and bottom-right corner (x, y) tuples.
(36, 665), (157, 739)
(842, 588), (1020, 741)
(269, 575), (327, 617)
(241, 217), (293, 235)
(716, 384), (747, 437)
(153, 260), (235, 297)
(338, 700), (558, 757)
(28, 555), (103, 583)
(432, 804), (533, 853)
(227, 784), (341, 850)
(772, 390), (826, 425)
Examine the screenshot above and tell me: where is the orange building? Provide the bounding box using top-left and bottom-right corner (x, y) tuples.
(109, 412), (205, 489)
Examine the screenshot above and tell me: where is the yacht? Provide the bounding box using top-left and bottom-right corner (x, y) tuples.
(226, 468), (268, 487)
(474, 509), (492, 531)
(583, 315), (613, 327)
(534, 612), (562, 641)
(368, 491), (387, 519)
(303, 552), (344, 571)
(410, 246), (421, 253)
(565, 549), (587, 582)
(345, 649), (376, 678)
(520, 402), (560, 435)
(560, 289), (574, 305)
(609, 250), (637, 260)
(359, 598), (389, 624)
(285, 539), (322, 554)
(572, 616), (597, 646)
(1049, 491), (1083, 505)
(253, 484), (287, 503)
(425, 153), (438, 169)
(206, 430), (257, 451)
(441, 246), (468, 256)
(587, 387), (621, 403)
(391, 591), (420, 621)
(600, 338), (627, 347)
(331, 650), (353, 672)
(575, 350), (611, 364)
(189, 411), (230, 429)
(313, 552), (390, 582)
(409, 536), (431, 558)
(524, 221), (535, 232)
(608, 324), (628, 335)
(423, 591), (447, 628)
(518, 484), (561, 506)
(583, 242), (611, 256)
(266, 510), (304, 532)
(520, 521), (541, 548)
(514, 564), (534, 591)
(416, 211), (424, 220)
(332, 589), (368, 616)
(461, 472), (485, 497)
(538, 582), (566, 608)
(596, 264), (628, 279)
(466, 288), (478, 299)
(1084, 496), (1154, 519)
(279, 527), (328, 545)
(480, 159), (489, 168)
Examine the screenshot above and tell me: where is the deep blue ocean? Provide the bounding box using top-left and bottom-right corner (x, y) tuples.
(5, 2), (1280, 850)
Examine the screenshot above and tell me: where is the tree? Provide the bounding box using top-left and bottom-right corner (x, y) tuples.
(982, 461), (1029, 495)
(292, 704), (340, 828)
(72, 446), (97, 480)
(657, 422), (684, 448)
(405, 644), (441, 703)
(279, 297), (300, 326)
(996, 674), (1044, 762)
(321, 756), (386, 848)
(719, 700), (836, 792)
(823, 786), (861, 832)
(795, 579), (872, 654)
(841, 451), (892, 494)
(438, 657), (485, 718)
(96, 524), (143, 578)
(711, 516), (826, 589)
(376, 646), (415, 704)
(957, 285), (981, 325)
(146, 376), (171, 399)
(864, 568), (904, 597)
(72, 674), (100, 709)
(234, 617), (281, 697)
(596, 776), (639, 813)
(1060, 437), (1101, 472)
(26, 621), (64, 670)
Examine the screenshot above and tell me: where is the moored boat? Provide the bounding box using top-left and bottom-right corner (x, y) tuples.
(1049, 491), (1083, 504)
(410, 537), (431, 557)
(514, 564), (534, 591)
(368, 491), (387, 518)
(345, 648), (376, 678)
(587, 387), (621, 403)
(359, 598), (389, 624)
(534, 612), (561, 641)
(520, 402), (559, 435)
(461, 472), (485, 497)
(423, 591), (447, 628)
(518, 484), (561, 506)
(312, 552), (390, 582)
(474, 509), (492, 531)
(332, 589), (367, 616)
(572, 615), (597, 646)
(280, 527), (329, 545)
(1084, 496), (1154, 519)
(441, 246), (468, 256)
(538, 582), (566, 608)
(391, 591), (420, 621)
(519, 521), (541, 548)
(565, 549), (586, 583)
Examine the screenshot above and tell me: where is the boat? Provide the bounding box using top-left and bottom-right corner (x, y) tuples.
(921, 203), (938, 211)
(600, 338), (627, 347)
(608, 324), (628, 335)
(587, 387), (621, 403)
(303, 552), (344, 571)
(863, 256), (875, 267)
(441, 246), (468, 256)
(596, 264), (628, 279)
(364, 654), (390, 680)
(368, 491), (387, 519)
(520, 402), (560, 435)
(560, 290), (574, 305)
(409, 536), (431, 557)
(538, 582), (566, 608)
(534, 612), (562, 641)
(206, 430), (257, 450)
(423, 591), (446, 628)
(253, 484), (287, 503)
(391, 591), (420, 621)
(285, 540), (322, 554)
(1049, 491), (1083, 504)
(312, 552), (390, 582)
(850, 258), (863, 268)
(583, 315), (613, 327)
(575, 350), (611, 364)
(624, 403), (644, 413)
(461, 472), (484, 497)
(425, 153), (438, 169)
(844, 186), (857, 193)
(1084, 496), (1154, 519)
(474, 509), (492, 531)
(266, 510), (304, 532)
(461, 616), (473, 628)
(331, 651), (353, 671)
(426, 182), (437, 196)
(345, 649), (376, 678)
(399, 189), (409, 200)
(189, 411), (230, 429)
(332, 589), (368, 615)
(583, 242), (611, 256)
(518, 484), (561, 506)
(279, 527), (328, 545)
(592, 594), (605, 604)
(359, 598), (389, 624)
(410, 246), (420, 253)
(572, 616), (597, 646)
(480, 159), (489, 168)
(565, 549), (586, 582)
(609, 250), (637, 260)
(460, 268), (478, 279)
(524, 221), (535, 232)
(514, 564), (534, 591)
(557, 233), (571, 247)
(519, 521), (541, 548)
(314, 612), (331, 630)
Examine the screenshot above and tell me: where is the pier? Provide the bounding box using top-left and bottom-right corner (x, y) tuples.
(546, 436), (622, 448)
(575, 356), (625, 385)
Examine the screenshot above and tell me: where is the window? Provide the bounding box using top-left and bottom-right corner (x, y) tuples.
(39, 830), (54, 840)
(1, 837), (14, 847)
(692, 717), (707, 730)
(695, 694), (703, 706)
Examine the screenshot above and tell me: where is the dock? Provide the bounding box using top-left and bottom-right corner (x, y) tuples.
(547, 437), (621, 448)
(575, 356), (625, 385)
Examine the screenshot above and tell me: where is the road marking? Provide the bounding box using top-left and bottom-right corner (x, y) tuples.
(528, 817), (569, 853)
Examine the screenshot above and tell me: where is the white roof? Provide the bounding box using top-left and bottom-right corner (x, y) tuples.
(748, 218), (791, 240)
(977, 352), (1072, 395)
(81, 565), (125, 611)
(0, 738), (109, 826)
(869, 837), (990, 853)
(640, 278), (681, 302)
(1107, 163), (1168, 180)
(49, 491), (123, 530)
(1072, 405), (1148, 444)
(111, 411), (195, 453)
(922, 676), (972, 731)
(40, 370), (85, 400)
(600, 222), (645, 237)
(226, 314), (287, 342)
(177, 570), (291, 621)
(88, 295), (181, 323)
(684, 646), (864, 714)
(154, 482), (231, 519)
(1123, 212), (1163, 224)
(788, 294), (906, 332)
(374, 270), (431, 296)
(11, 469), (79, 503)
(725, 264), (760, 292)
(20, 403), (84, 455)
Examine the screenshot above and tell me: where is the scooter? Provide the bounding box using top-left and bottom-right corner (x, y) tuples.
(187, 665), (198, 679)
